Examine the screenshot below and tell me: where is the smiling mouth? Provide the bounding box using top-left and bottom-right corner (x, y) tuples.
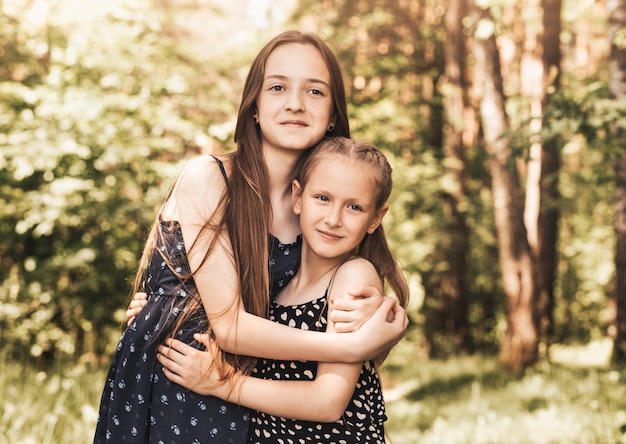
(281, 120), (307, 127)
(318, 230), (341, 240)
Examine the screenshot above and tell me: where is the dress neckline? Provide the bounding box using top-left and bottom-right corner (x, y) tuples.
(269, 233), (302, 248)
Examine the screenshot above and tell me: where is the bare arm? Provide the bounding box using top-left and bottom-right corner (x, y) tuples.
(158, 259), (381, 421)
(167, 156), (407, 363)
(158, 337), (359, 422)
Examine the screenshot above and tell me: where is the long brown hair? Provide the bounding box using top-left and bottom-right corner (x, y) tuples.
(130, 31), (351, 378)
(296, 137), (410, 311)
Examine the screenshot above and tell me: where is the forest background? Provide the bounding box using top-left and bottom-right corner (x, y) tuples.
(2, 0), (626, 442)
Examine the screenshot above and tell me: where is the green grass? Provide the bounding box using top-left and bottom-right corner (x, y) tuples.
(3, 342), (626, 443)
(382, 339), (626, 444)
(0, 355), (106, 443)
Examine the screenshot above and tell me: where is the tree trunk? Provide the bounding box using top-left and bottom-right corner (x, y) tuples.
(607, 0), (626, 363)
(520, 0), (547, 346)
(535, 0), (562, 349)
(471, 3), (539, 374)
(441, 0), (472, 353)
(522, 0), (562, 350)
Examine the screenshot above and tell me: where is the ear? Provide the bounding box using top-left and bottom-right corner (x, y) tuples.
(367, 205), (388, 234)
(327, 115), (336, 131)
(292, 180), (303, 215)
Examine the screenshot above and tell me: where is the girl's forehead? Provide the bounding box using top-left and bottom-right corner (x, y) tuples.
(309, 155), (369, 178)
(265, 43), (330, 79)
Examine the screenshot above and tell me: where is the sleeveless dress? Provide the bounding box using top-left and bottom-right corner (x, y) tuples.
(248, 290), (388, 444)
(94, 157), (302, 444)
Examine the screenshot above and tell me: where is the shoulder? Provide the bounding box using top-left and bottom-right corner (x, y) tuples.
(337, 257), (378, 279)
(174, 154), (233, 197)
(178, 154), (231, 187)
(163, 154), (232, 221)
(331, 258), (382, 298)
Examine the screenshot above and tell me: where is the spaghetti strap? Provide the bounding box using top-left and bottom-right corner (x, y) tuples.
(209, 155), (229, 189)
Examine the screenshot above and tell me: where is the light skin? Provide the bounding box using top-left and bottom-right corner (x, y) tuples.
(157, 154), (390, 422)
(128, 43), (407, 370)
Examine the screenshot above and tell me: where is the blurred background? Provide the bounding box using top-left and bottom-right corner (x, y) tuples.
(2, 0), (626, 442)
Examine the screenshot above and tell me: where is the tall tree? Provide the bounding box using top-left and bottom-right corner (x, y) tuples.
(520, 0), (562, 348)
(533, 0), (562, 346)
(440, 0), (472, 352)
(608, 0), (626, 363)
(471, 2), (539, 373)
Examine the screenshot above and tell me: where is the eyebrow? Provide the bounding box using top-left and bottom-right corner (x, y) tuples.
(264, 74), (331, 89)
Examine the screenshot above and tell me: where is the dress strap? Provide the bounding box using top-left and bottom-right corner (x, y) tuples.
(209, 155), (229, 189)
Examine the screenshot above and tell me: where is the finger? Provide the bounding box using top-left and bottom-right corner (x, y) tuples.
(157, 343), (177, 358)
(133, 292), (148, 301)
(160, 364), (182, 383)
(375, 297), (397, 321)
(193, 333), (213, 349)
(333, 321), (357, 333)
(129, 300), (145, 309)
(162, 338), (197, 356)
(157, 348), (187, 374)
(125, 307), (142, 319)
(126, 315), (136, 327)
(389, 301), (406, 323)
(332, 298), (357, 312)
(328, 308), (354, 323)
(388, 305), (409, 337)
(347, 284), (382, 298)
(157, 352), (183, 378)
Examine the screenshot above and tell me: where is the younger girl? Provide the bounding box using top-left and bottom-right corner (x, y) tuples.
(159, 137), (410, 443)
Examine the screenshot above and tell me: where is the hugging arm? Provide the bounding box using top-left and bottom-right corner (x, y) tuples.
(158, 336), (360, 422)
(157, 259), (379, 422)
(158, 156), (408, 364)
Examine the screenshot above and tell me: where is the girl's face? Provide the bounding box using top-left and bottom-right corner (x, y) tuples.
(292, 156), (388, 261)
(256, 43), (335, 155)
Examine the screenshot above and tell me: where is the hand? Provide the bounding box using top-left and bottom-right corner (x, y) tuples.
(126, 292), (148, 326)
(349, 297), (409, 361)
(329, 284), (384, 333)
(156, 334), (226, 396)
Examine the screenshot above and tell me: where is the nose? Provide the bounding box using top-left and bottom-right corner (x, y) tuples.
(284, 90), (305, 112)
(324, 205), (343, 227)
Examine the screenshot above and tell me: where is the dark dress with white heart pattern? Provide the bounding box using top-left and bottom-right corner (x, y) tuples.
(247, 290), (388, 443)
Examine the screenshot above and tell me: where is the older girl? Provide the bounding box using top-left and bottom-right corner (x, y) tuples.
(95, 31), (407, 444)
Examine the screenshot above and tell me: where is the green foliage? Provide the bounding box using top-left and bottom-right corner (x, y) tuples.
(293, 0), (617, 357)
(0, 1), (224, 362)
(0, 0), (620, 366)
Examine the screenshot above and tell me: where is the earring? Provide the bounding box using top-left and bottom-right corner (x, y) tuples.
(253, 114), (259, 124)
(327, 123), (334, 132)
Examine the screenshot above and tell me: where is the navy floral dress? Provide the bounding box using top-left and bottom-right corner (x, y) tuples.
(94, 159), (302, 444)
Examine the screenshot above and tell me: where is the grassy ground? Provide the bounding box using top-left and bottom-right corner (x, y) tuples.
(383, 339), (626, 444)
(0, 355), (105, 443)
(2, 341), (626, 443)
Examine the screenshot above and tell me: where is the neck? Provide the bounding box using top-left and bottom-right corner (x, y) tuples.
(264, 147), (302, 242)
(275, 246), (349, 306)
(264, 148), (302, 197)
(296, 246), (350, 288)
